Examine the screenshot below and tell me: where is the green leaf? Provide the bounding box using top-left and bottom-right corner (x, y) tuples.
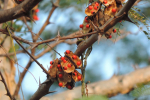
(77, 0), (81, 4)
(130, 84), (150, 97)
(74, 95), (108, 100)
(9, 43), (20, 53)
(13, 24), (23, 32)
(14, 44), (20, 50)
(143, 31), (149, 35)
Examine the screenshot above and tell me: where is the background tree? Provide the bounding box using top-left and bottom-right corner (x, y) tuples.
(0, 0), (150, 100)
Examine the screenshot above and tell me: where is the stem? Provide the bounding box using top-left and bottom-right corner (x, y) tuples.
(15, 40), (49, 75)
(81, 46), (92, 97)
(81, 52), (86, 97)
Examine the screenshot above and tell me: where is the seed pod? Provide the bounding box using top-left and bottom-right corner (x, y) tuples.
(60, 57), (75, 73)
(57, 71), (72, 87)
(85, 1), (100, 16)
(48, 59), (59, 79)
(65, 51), (82, 69)
(72, 70), (83, 82)
(104, 1), (118, 17)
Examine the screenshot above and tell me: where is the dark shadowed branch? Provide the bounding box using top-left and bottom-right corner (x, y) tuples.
(0, 0), (41, 23)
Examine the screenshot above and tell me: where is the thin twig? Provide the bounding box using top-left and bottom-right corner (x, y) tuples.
(0, 71), (15, 100)
(81, 52), (85, 96)
(0, 29), (33, 45)
(35, 0), (59, 41)
(81, 47), (92, 96)
(0, 45), (37, 98)
(85, 81), (90, 97)
(13, 59), (33, 97)
(0, 35), (7, 46)
(15, 40), (49, 75)
(0, 50), (26, 57)
(23, 17), (35, 39)
(34, 31), (77, 59)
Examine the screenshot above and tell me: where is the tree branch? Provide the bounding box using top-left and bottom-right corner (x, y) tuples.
(0, 49), (28, 57)
(22, 17), (35, 39)
(0, 29), (33, 45)
(0, 0), (41, 23)
(43, 66), (150, 100)
(15, 40), (49, 75)
(34, 31), (78, 59)
(34, 0), (59, 41)
(30, 0), (138, 99)
(29, 79), (54, 100)
(75, 0), (137, 56)
(0, 71), (15, 100)
(13, 59), (33, 97)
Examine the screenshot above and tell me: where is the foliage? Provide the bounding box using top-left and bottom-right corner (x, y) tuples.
(129, 7), (150, 39)
(130, 83), (150, 98)
(74, 95), (108, 100)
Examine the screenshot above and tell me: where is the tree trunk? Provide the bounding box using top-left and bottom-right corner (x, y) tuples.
(0, 1), (16, 100)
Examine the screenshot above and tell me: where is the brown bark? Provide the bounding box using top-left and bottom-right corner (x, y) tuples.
(0, 0), (41, 24)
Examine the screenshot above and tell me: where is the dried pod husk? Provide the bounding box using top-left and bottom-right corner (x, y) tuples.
(116, 3), (123, 11)
(48, 59), (59, 79)
(60, 57), (75, 73)
(32, 5), (39, 18)
(115, 0), (125, 4)
(33, 5), (38, 10)
(98, 10), (105, 26)
(91, 13), (100, 31)
(14, 0), (24, 4)
(65, 51), (82, 69)
(105, 33), (110, 39)
(104, 14), (111, 22)
(85, 1), (101, 16)
(66, 80), (75, 90)
(100, 0), (115, 7)
(95, 13), (100, 27)
(57, 71), (72, 87)
(72, 70), (83, 82)
(82, 17), (92, 34)
(104, 1), (118, 17)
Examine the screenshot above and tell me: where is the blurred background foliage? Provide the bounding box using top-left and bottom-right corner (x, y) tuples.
(4, 0), (150, 100)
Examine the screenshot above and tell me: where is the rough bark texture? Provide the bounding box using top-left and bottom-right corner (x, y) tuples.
(41, 66), (150, 100)
(0, 0), (41, 23)
(30, 79), (54, 100)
